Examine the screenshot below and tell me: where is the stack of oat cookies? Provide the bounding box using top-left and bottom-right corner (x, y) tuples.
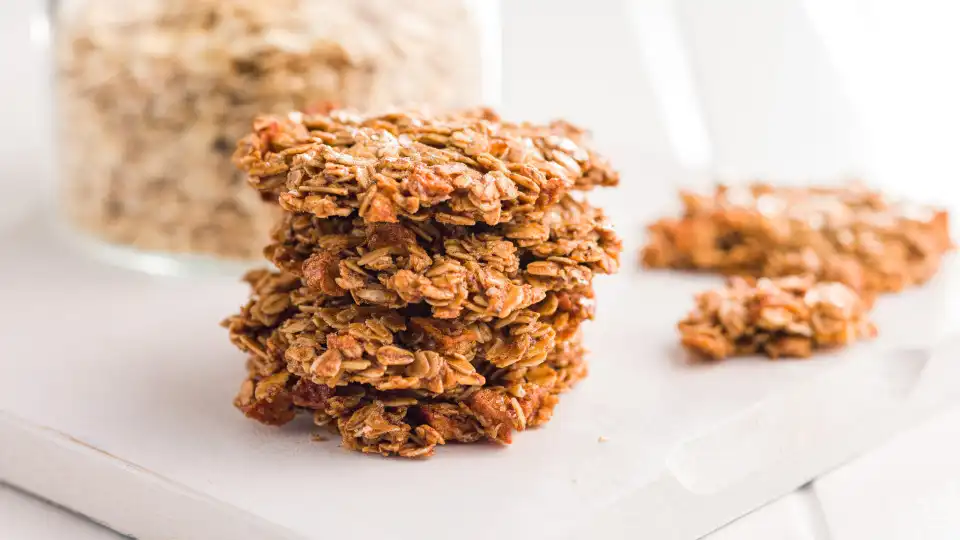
(223, 108), (622, 457)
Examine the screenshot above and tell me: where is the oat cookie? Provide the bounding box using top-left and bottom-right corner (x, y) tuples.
(642, 183), (951, 293)
(233, 345), (586, 458)
(265, 195), (620, 320)
(234, 108), (619, 225)
(224, 270), (591, 397)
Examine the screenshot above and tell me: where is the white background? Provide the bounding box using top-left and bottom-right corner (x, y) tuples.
(2, 0), (960, 538)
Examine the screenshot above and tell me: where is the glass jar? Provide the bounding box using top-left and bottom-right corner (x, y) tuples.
(53, 0), (500, 275)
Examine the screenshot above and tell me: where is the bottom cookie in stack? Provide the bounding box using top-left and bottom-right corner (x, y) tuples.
(224, 270), (592, 457)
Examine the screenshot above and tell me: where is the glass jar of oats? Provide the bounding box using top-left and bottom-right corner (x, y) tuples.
(53, 0), (500, 275)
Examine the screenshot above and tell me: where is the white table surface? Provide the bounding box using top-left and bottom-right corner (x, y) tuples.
(0, 484), (124, 540)
(3, 1), (960, 538)
(7, 401), (960, 540)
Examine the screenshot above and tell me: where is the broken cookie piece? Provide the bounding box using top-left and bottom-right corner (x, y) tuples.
(678, 275), (877, 360)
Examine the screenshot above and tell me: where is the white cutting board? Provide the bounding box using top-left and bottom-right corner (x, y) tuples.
(2, 183), (960, 540)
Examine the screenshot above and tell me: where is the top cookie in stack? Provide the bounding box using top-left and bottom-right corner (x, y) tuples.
(235, 108), (618, 224)
(225, 108), (622, 457)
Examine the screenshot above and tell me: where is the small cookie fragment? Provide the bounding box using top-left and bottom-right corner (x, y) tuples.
(678, 275), (877, 360)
